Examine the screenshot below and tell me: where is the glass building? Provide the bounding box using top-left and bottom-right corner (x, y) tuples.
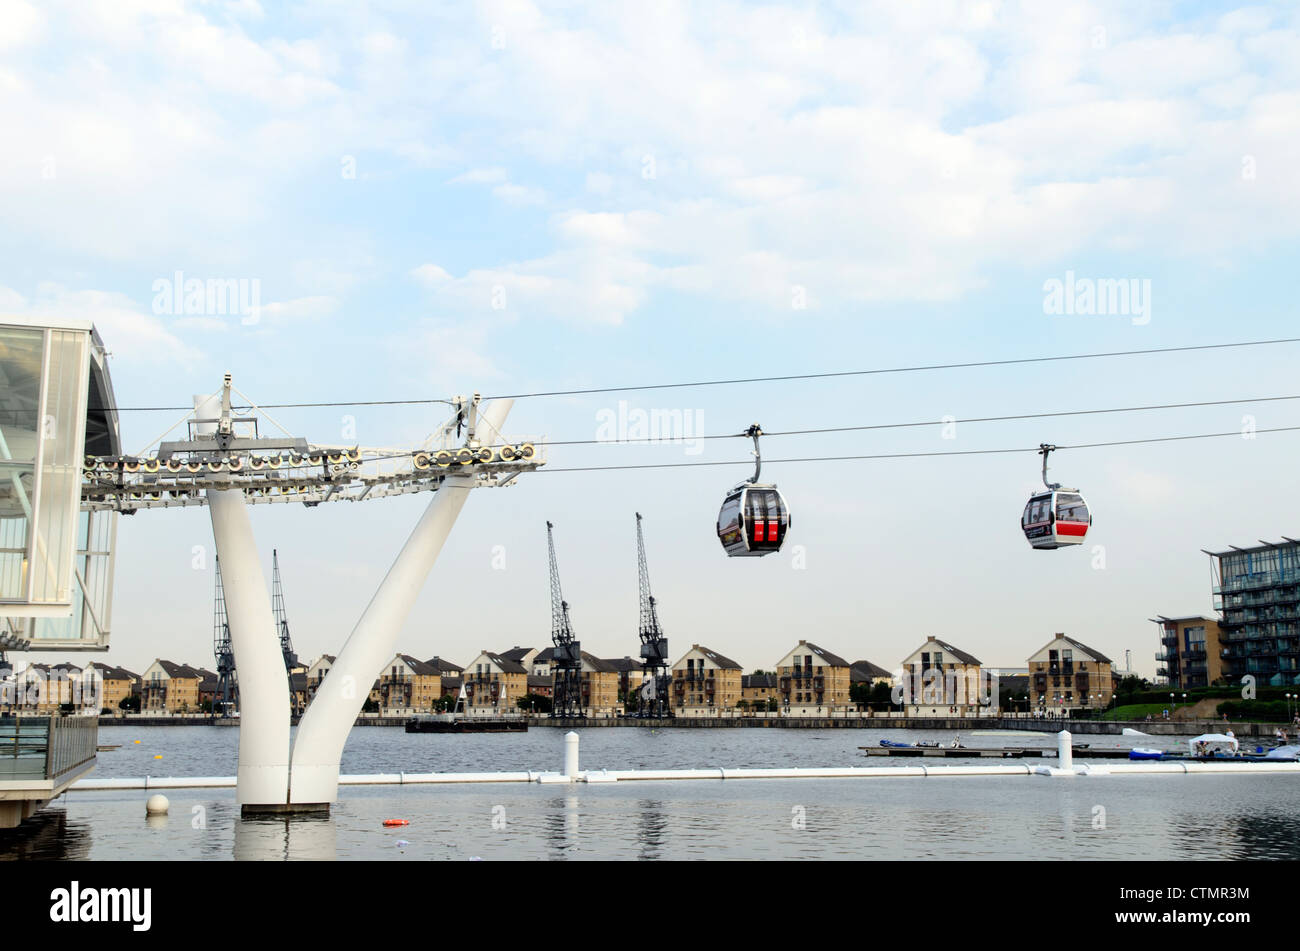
(1210, 539), (1300, 686)
(0, 317), (119, 651)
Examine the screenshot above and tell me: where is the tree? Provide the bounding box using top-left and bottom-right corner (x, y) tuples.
(766, 697), (779, 712)
(362, 697), (379, 714)
(118, 694), (141, 714)
(1115, 675), (1147, 703)
(517, 693), (552, 714)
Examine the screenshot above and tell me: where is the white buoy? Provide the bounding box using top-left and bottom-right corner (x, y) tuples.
(146, 794), (170, 816)
(1058, 730), (1073, 770)
(564, 731), (580, 779)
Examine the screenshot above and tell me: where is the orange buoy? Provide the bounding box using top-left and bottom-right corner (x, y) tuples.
(383, 819), (410, 827)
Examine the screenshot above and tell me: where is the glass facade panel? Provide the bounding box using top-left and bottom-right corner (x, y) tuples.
(0, 327), (45, 602)
(29, 330), (88, 607)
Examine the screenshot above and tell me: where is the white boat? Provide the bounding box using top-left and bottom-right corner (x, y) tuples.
(1264, 745), (1300, 761)
(1188, 733), (1240, 758)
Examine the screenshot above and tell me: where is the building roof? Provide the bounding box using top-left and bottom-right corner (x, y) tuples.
(788, 640), (851, 668)
(1034, 634), (1118, 665)
(154, 660), (205, 679)
(397, 654), (443, 677)
(580, 652), (619, 673)
(685, 645), (742, 670)
(423, 656), (464, 674)
(742, 673), (777, 689)
(482, 652), (528, 674)
(850, 660), (892, 682)
(527, 674), (553, 690)
(911, 637), (982, 666)
(604, 656), (644, 673)
(498, 647), (536, 664)
(1204, 537), (1300, 558)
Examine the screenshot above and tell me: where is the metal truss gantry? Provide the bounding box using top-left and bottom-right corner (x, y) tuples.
(83, 374), (542, 813)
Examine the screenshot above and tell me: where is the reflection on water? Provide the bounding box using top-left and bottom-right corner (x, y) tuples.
(638, 799), (667, 862)
(0, 807), (91, 861)
(234, 813), (337, 862)
(10, 729), (1300, 861)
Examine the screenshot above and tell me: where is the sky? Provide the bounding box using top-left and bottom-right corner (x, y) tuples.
(4, 0), (1300, 680)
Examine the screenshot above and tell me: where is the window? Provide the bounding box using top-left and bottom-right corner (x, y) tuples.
(1056, 493), (1088, 522)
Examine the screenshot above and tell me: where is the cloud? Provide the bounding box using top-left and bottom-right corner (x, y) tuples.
(258, 295), (338, 323)
(449, 167), (509, 185)
(1, 282), (198, 367)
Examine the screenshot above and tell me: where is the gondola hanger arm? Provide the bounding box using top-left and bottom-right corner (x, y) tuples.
(745, 424), (763, 484)
(1039, 443), (1061, 490)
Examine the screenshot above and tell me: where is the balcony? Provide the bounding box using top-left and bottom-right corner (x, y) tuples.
(0, 716), (98, 828)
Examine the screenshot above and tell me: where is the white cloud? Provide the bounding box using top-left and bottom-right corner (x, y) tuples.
(2, 282), (197, 367)
(491, 182), (546, 205)
(449, 167), (508, 185)
(258, 295), (338, 323)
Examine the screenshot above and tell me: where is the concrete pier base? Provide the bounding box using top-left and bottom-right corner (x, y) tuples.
(241, 802), (330, 817)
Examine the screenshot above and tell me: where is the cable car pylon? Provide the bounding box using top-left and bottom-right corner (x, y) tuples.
(635, 513), (671, 718)
(546, 521), (582, 718)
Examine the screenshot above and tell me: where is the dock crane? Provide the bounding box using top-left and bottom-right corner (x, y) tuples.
(271, 549), (299, 672)
(212, 550), (300, 718)
(213, 557), (236, 717)
(546, 521), (583, 718)
(636, 513), (671, 718)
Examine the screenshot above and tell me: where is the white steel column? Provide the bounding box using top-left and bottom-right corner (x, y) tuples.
(288, 399), (514, 807)
(196, 394), (292, 810)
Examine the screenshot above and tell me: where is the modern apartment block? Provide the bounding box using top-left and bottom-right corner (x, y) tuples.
(1209, 538), (1300, 686)
(1151, 616), (1225, 688)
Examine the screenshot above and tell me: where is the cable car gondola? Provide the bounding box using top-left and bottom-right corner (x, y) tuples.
(717, 424), (791, 557)
(1021, 443), (1091, 550)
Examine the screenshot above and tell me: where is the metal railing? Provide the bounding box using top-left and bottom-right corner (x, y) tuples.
(0, 716), (97, 782)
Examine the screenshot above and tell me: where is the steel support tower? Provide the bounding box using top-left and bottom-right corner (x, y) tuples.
(635, 513), (671, 717)
(546, 521), (583, 718)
